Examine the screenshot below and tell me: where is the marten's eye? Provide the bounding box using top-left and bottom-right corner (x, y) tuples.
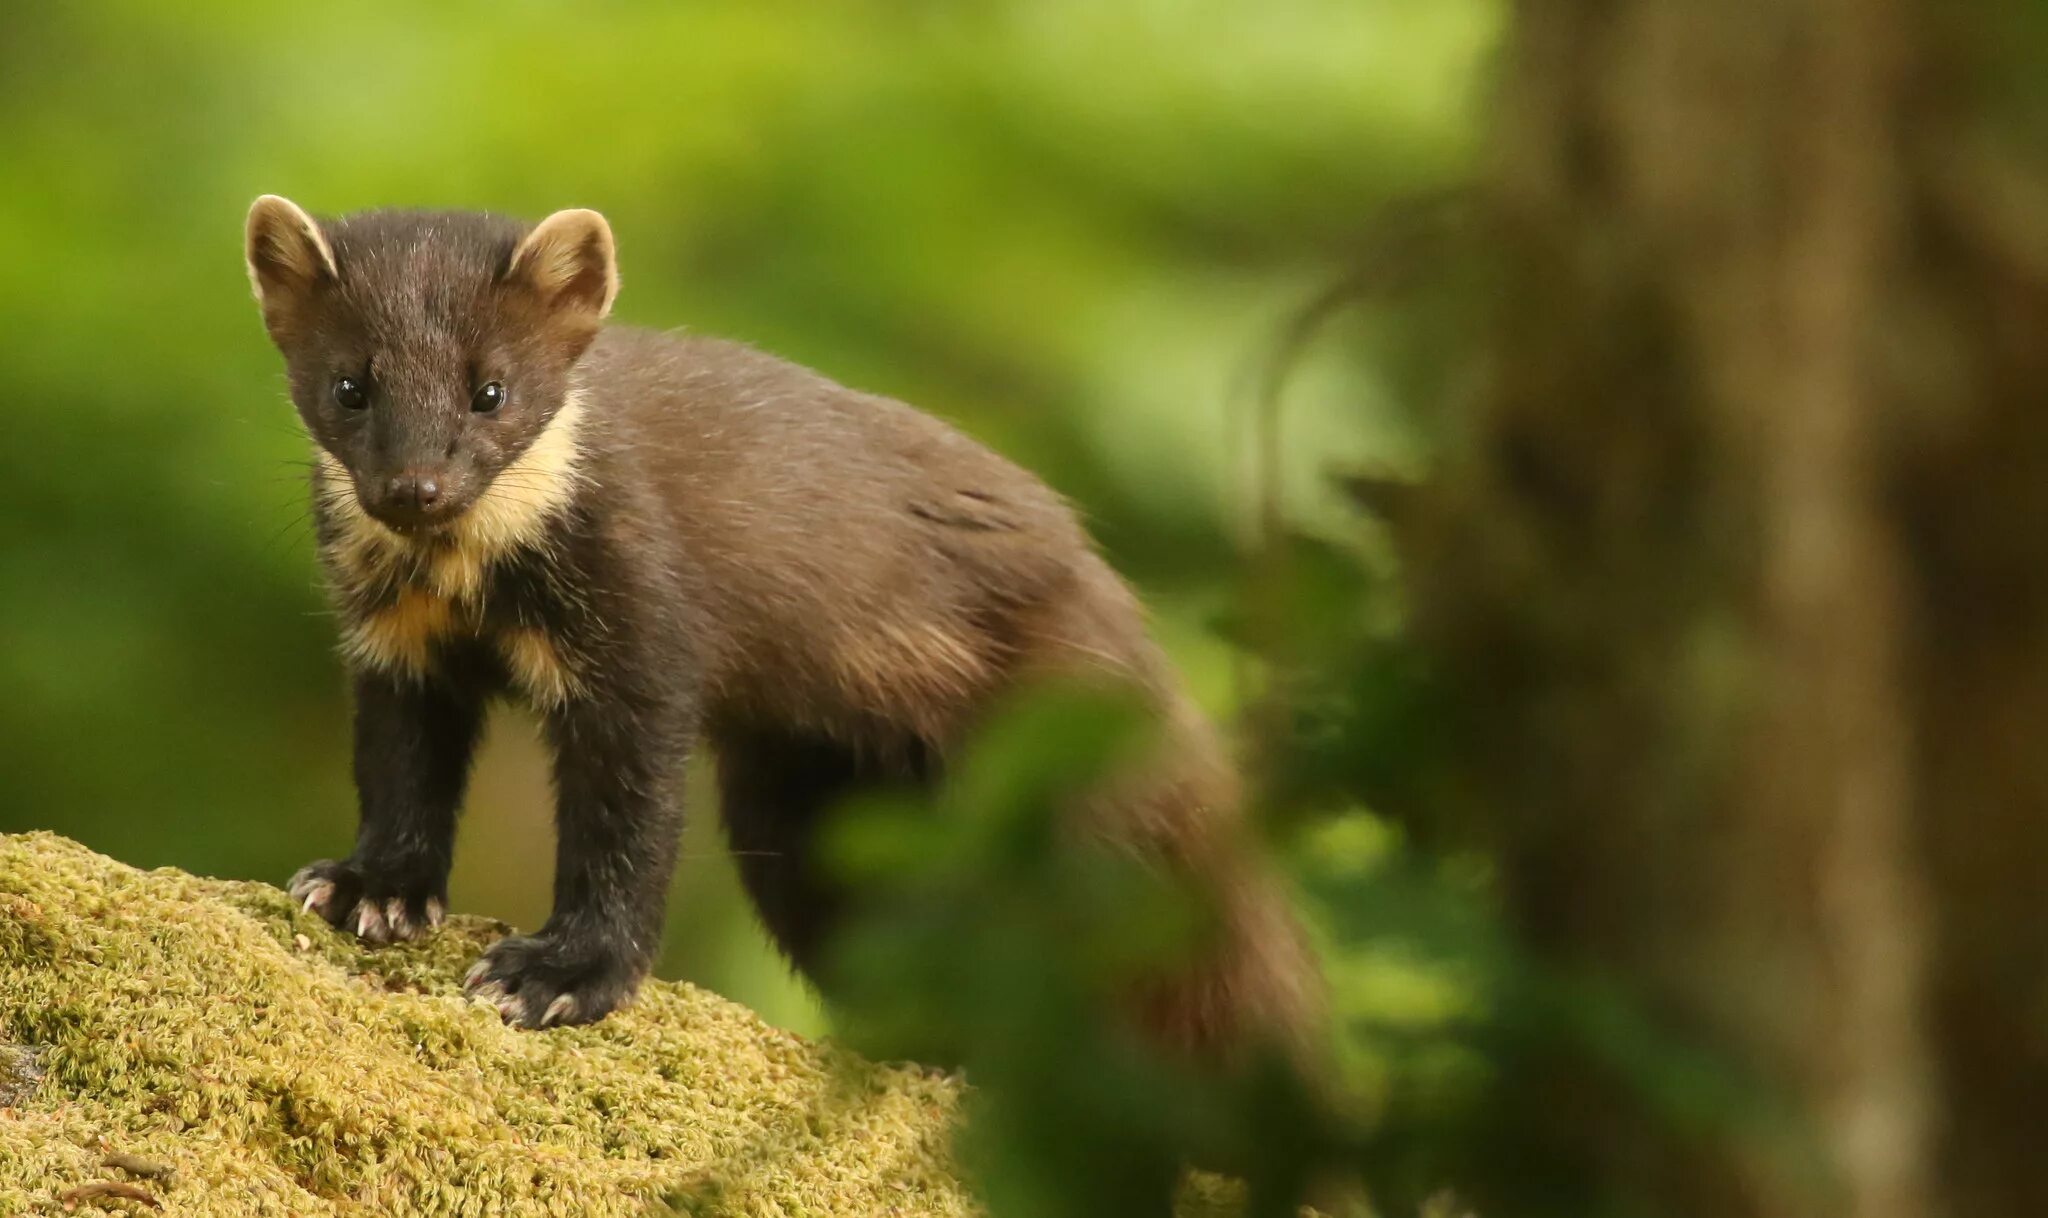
(332, 377), (367, 410)
(471, 382), (507, 414)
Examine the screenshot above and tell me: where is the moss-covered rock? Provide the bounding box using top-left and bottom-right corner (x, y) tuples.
(0, 835), (1264, 1217)
(0, 832), (978, 1215)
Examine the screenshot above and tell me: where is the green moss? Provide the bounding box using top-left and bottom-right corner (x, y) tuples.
(0, 832), (974, 1216)
(0, 834), (1266, 1216)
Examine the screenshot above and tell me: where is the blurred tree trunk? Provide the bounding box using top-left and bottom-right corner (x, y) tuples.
(1397, 1), (2048, 1215)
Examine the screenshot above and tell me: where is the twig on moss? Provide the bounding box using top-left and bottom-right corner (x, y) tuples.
(57, 1180), (164, 1211)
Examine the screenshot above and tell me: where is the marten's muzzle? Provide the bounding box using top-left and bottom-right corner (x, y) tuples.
(365, 465), (466, 531)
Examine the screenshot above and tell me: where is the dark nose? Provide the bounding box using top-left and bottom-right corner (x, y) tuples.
(390, 470), (440, 508)
(378, 467), (450, 525)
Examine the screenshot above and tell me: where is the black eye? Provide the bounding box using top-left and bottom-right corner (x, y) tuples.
(471, 382), (507, 414)
(333, 376), (367, 410)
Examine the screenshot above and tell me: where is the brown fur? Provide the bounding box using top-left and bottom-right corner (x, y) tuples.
(246, 198), (1322, 1058)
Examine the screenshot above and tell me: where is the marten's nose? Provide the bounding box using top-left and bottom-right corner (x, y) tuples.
(394, 471), (440, 508)
(375, 467), (452, 526)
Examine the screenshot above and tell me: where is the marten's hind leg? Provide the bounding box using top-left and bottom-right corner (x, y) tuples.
(713, 724), (931, 981)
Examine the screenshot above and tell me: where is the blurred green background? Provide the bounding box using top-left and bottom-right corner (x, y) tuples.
(0, 1), (1494, 1038)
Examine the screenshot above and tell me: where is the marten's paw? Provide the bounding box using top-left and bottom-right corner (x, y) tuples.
(287, 858), (446, 945)
(461, 933), (639, 1029)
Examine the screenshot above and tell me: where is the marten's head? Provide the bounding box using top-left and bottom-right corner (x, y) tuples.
(243, 197), (616, 535)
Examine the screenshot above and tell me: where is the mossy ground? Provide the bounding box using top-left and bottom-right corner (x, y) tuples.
(0, 832), (977, 1215)
(0, 834), (1257, 1216)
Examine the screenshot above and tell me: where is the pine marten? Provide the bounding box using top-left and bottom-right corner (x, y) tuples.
(243, 196), (1317, 1057)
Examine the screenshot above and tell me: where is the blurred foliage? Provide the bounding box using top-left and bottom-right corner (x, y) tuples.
(823, 684), (1376, 1217)
(0, 1), (1514, 1213)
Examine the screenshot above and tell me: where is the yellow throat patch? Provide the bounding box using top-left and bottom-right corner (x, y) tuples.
(317, 391), (589, 705)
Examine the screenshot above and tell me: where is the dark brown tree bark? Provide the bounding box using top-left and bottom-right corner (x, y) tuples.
(1396, 1), (2048, 1215)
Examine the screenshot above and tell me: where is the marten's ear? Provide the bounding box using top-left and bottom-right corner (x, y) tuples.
(505, 209), (618, 321)
(244, 196), (337, 339)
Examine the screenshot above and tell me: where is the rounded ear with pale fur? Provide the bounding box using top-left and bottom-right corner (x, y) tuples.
(504, 209), (618, 321)
(244, 195), (338, 342)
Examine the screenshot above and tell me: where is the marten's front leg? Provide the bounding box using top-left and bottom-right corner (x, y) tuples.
(463, 678), (691, 1028)
(290, 670), (484, 943)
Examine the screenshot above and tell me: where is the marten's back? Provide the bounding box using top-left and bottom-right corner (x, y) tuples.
(576, 327), (1168, 747)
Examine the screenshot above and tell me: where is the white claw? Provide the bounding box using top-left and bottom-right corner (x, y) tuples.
(495, 992), (527, 1024)
(541, 993), (577, 1027)
(297, 880), (334, 914)
(425, 897), (446, 928)
(353, 900), (388, 943)
(385, 898), (412, 940)
(463, 960), (490, 990)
